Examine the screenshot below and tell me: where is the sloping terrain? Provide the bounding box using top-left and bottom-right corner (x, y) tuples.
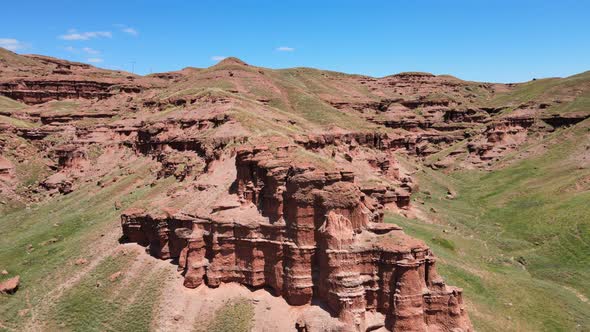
(0, 47), (589, 332)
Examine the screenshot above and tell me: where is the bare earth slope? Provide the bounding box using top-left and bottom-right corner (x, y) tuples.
(0, 47), (589, 331)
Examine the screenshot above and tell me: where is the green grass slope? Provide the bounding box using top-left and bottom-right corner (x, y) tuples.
(0, 157), (176, 331)
(393, 118), (590, 331)
(490, 71), (590, 115)
(0, 96), (26, 113)
(201, 298), (254, 332)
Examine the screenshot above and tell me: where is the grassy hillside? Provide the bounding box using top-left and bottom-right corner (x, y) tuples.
(0, 96), (26, 113)
(391, 117), (590, 331)
(387, 211), (589, 332)
(0, 157), (176, 331)
(490, 71), (590, 114)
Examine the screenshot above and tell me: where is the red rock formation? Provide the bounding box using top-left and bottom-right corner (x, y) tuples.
(40, 110), (117, 125)
(443, 108), (490, 123)
(121, 147), (472, 332)
(0, 156), (14, 180)
(541, 112), (590, 128)
(156, 150), (204, 180)
(0, 276), (20, 294)
(52, 145), (86, 169)
(0, 80), (116, 104)
(466, 116), (535, 162)
(41, 173), (73, 194)
(15, 126), (62, 140)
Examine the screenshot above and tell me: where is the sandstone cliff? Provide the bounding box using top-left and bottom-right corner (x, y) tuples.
(121, 146), (472, 332)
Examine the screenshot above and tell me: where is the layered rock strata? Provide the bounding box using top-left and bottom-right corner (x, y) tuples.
(0, 80), (116, 104)
(121, 147), (472, 332)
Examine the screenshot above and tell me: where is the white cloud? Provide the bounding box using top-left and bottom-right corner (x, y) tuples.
(114, 24), (139, 36)
(59, 30), (112, 41)
(87, 58), (103, 63)
(211, 55), (227, 61)
(82, 47), (100, 54)
(122, 27), (138, 36)
(0, 38), (28, 51)
(64, 46), (76, 52)
(276, 46), (295, 52)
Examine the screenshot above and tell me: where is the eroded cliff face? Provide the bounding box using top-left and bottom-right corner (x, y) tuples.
(0, 80), (117, 104)
(121, 146), (472, 332)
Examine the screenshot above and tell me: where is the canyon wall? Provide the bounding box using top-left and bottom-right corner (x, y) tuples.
(121, 147), (472, 332)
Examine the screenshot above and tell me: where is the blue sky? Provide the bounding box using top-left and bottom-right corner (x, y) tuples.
(1, 0), (589, 82)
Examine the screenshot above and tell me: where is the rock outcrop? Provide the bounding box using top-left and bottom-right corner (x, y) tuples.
(121, 146), (472, 332)
(0, 276), (20, 294)
(0, 80), (116, 104)
(0, 156), (14, 180)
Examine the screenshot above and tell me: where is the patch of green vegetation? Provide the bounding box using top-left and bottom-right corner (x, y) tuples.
(86, 145), (103, 161)
(204, 59), (260, 75)
(0, 158), (175, 330)
(231, 106), (299, 135)
(0, 96), (26, 112)
(292, 147), (335, 170)
(14, 158), (50, 189)
(549, 94), (590, 114)
(386, 212), (590, 332)
(489, 71), (590, 115)
(274, 68), (350, 97)
(390, 119), (590, 331)
(291, 93), (345, 124)
(443, 128), (590, 293)
(48, 100), (80, 112)
(0, 47), (39, 67)
(430, 236), (456, 251)
(160, 85), (235, 100)
(491, 78), (562, 107)
(204, 298), (254, 332)
(48, 251), (165, 332)
(0, 114), (37, 128)
(265, 69), (380, 131)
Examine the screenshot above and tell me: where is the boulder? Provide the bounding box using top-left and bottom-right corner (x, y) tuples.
(0, 276), (20, 294)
